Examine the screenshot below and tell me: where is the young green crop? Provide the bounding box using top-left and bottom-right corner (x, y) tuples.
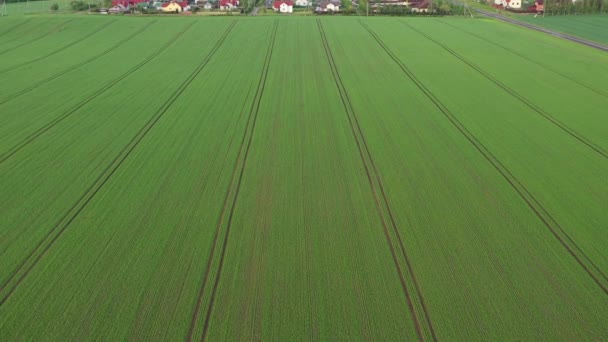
(0, 15), (607, 341)
(516, 15), (608, 45)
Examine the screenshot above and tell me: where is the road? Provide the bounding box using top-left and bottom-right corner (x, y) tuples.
(474, 8), (608, 52)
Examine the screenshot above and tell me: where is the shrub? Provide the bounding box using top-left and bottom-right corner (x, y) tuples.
(50, 2), (59, 10)
(70, 0), (89, 10)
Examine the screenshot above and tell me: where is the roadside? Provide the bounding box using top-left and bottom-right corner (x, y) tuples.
(474, 8), (608, 52)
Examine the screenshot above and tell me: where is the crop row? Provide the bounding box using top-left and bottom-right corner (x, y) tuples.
(0, 16), (606, 340)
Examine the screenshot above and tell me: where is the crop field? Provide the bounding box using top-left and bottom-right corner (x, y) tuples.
(0, 15), (607, 340)
(516, 14), (608, 44)
(1, 1), (54, 15)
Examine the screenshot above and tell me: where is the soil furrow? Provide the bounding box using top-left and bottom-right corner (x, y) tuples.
(402, 21), (608, 159)
(0, 19), (237, 306)
(360, 20), (608, 296)
(475, 9), (608, 52)
(0, 20), (156, 105)
(186, 19), (278, 342)
(0, 18), (32, 36)
(0, 19), (116, 76)
(320, 19), (437, 342)
(436, 19), (608, 99)
(0, 21), (194, 165)
(0, 19), (73, 57)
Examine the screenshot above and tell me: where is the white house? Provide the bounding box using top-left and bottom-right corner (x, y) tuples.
(316, 1), (340, 11)
(273, 0), (293, 12)
(409, 0), (429, 11)
(108, 4), (128, 12)
(501, 0), (521, 8)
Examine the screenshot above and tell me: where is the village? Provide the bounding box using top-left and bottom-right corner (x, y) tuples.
(106, 0), (434, 14)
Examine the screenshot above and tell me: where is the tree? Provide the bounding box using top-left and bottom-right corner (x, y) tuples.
(359, 0), (369, 14)
(341, 0), (352, 10)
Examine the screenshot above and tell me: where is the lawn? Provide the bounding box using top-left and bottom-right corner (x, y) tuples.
(0, 15), (607, 340)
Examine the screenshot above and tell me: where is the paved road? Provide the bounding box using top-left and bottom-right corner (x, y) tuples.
(474, 9), (608, 52)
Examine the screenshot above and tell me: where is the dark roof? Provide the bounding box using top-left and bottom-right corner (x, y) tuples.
(111, 0), (146, 6)
(317, 1), (339, 6)
(411, 0), (429, 8)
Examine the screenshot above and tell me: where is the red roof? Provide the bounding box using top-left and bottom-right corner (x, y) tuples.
(220, 0), (238, 6)
(273, 0), (293, 7)
(111, 0), (145, 5)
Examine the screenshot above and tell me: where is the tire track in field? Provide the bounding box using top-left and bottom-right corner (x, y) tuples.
(0, 20), (238, 307)
(0, 18), (45, 45)
(318, 19), (436, 342)
(0, 19), (117, 76)
(436, 19), (608, 99)
(187, 19), (278, 342)
(0, 21), (193, 166)
(474, 9), (608, 52)
(0, 18), (32, 36)
(0, 20), (156, 105)
(360, 20), (608, 296)
(0, 19), (72, 57)
(401, 21), (608, 159)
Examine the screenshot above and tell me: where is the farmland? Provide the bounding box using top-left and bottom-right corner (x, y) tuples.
(1, 0), (54, 15)
(516, 15), (608, 44)
(0, 15), (607, 340)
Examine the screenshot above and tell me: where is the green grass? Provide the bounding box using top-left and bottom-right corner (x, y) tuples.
(1, 0), (52, 15)
(516, 14), (608, 44)
(0, 15), (607, 340)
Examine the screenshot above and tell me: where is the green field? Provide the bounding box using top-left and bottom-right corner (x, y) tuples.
(0, 15), (607, 340)
(1, 0), (53, 15)
(516, 14), (608, 44)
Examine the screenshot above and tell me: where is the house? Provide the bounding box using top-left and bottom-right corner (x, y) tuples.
(162, 1), (182, 11)
(273, 0), (293, 12)
(220, 0), (238, 10)
(316, 1), (340, 12)
(108, 4), (128, 12)
(195, 0), (214, 8)
(111, 0), (146, 7)
(372, 0), (410, 7)
(409, 0), (429, 12)
(162, 1), (189, 12)
(500, 0), (521, 8)
(294, 0), (308, 6)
